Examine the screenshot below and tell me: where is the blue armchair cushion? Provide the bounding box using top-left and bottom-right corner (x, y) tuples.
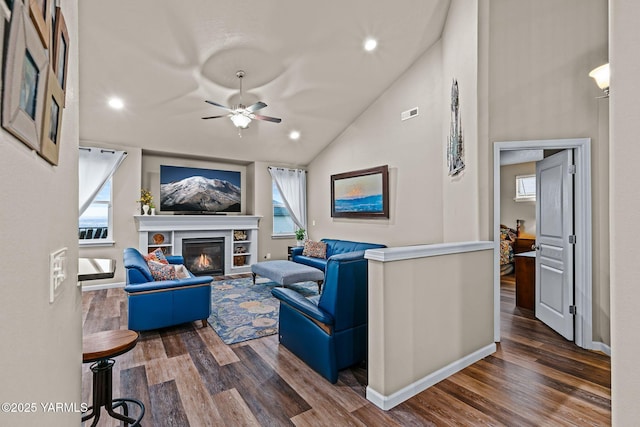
(272, 287), (333, 325)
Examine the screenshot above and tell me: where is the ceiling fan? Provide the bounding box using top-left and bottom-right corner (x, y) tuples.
(202, 70), (282, 133)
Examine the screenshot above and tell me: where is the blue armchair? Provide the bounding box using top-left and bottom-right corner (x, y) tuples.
(272, 248), (380, 383)
(123, 248), (213, 331)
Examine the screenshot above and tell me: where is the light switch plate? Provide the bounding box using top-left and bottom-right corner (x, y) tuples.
(50, 247), (67, 303)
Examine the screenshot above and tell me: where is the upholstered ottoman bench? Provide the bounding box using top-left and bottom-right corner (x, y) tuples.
(251, 260), (325, 293)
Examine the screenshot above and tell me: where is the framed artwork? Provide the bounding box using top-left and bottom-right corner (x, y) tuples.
(52, 6), (68, 92)
(28, 0), (51, 48)
(2, 0), (49, 152)
(447, 79), (465, 177)
(39, 68), (64, 165)
(331, 165), (389, 219)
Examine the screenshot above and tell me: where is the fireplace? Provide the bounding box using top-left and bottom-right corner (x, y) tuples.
(182, 238), (225, 276)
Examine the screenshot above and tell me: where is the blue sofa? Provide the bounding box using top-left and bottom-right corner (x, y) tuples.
(273, 239), (385, 383)
(123, 248), (213, 331)
(291, 238), (386, 271)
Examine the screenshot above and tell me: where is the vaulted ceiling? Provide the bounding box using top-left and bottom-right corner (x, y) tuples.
(79, 1), (451, 165)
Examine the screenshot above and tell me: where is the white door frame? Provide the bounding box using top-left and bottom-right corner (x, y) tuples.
(493, 138), (592, 349)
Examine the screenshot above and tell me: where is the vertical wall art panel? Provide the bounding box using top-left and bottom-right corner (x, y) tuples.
(447, 79), (465, 176)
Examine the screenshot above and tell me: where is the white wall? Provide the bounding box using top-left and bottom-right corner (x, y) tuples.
(441, 0), (480, 242)
(610, 0), (640, 423)
(500, 162), (536, 236)
(306, 0), (479, 248)
(368, 246), (494, 404)
(483, 0), (610, 345)
(0, 1), (81, 425)
(307, 40), (445, 247)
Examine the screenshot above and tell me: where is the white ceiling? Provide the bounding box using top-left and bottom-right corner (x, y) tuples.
(79, 1), (451, 166)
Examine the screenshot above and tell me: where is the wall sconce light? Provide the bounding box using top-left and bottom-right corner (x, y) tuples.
(589, 63), (610, 97)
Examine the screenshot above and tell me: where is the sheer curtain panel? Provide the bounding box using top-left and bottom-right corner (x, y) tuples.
(79, 147), (127, 216)
(268, 167), (307, 231)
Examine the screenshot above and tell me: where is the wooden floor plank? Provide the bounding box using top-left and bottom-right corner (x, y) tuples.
(196, 323), (240, 366)
(226, 344), (311, 425)
(120, 364), (152, 426)
(80, 276), (611, 426)
(149, 380), (190, 427)
(211, 388), (262, 426)
(248, 334), (369, 414)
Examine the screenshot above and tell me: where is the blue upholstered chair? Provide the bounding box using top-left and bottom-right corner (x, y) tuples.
(123, 248), (213, 331)
(272, 245), (383, 383)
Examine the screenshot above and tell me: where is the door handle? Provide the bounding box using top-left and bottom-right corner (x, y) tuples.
(532, 244), (540, 250)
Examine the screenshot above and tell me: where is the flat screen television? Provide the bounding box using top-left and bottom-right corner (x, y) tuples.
(160, 165), (241, 213)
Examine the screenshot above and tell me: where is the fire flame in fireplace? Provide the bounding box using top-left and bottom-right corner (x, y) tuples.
(192, 254), (213, 271)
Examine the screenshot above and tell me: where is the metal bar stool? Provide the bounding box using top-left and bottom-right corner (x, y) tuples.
(82, 330), (145, 426)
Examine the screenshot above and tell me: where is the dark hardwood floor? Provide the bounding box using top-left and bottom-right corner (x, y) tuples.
(82, 273), (611, 426)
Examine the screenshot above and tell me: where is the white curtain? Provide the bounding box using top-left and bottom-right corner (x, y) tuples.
(268, 167), (307, 231)
(79, 147), (127, 216)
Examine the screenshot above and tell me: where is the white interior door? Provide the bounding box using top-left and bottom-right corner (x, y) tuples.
(535, 150), (574, 340)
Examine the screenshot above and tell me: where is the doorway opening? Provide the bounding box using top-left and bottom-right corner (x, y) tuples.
(493, 138), (593, 350)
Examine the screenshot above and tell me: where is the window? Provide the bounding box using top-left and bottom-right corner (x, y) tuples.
(79, 178), (112, 243)
(272, 181), (295, 236)
(515, 174), (536, 202)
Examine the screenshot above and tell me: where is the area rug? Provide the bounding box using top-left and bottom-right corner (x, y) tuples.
(207, 277), (318, 345)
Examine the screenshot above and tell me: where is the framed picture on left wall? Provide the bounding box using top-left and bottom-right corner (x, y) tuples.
(39, 67), (65, 165)
(2, 0), (49, 152)
(28, 0), (52, 48)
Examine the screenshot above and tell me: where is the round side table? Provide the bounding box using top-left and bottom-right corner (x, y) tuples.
(82, 330), (145, 426)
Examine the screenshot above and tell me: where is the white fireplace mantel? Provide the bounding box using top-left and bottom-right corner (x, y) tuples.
(134, 215), (261, 275)
(134, 215), (262, 232)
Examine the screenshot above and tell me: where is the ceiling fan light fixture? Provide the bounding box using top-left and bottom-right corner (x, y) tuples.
(202, 70), (281, 132)
(230, 113), (251, 128)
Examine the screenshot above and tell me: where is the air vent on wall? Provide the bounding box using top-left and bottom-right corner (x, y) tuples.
(401, 107), (419, 121)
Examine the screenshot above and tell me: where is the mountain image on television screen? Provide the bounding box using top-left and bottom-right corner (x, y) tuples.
(160, 176), (241, 212)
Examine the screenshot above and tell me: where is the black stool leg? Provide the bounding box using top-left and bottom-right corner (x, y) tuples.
(82, 359), (144, 426)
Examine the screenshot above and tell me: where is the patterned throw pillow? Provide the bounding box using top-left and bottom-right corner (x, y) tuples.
(144, 248), (168, 264)
(302, 240), (327, 259)
(173, 264), (191, 279)
(147, 260), (176, 281)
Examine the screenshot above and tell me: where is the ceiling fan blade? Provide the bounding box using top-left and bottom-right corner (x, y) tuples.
(253, 114), (282, 123)
(205, 100), (233, 112)
(245, 101), (267, 113)
(201, 115), (226, 119)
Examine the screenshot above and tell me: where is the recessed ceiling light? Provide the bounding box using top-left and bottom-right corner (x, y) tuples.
(364, 38), (378, 52)
(108, 97), (124, 110)
(289, 130), (301, 140)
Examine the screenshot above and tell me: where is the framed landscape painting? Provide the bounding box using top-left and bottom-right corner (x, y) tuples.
(331, 165), (389, 219)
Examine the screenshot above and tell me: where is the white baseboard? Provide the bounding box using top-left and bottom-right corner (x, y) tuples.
(591, 341), (611, 356)
(366, 343), (497, 410)
(81, 281), (125, 292)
